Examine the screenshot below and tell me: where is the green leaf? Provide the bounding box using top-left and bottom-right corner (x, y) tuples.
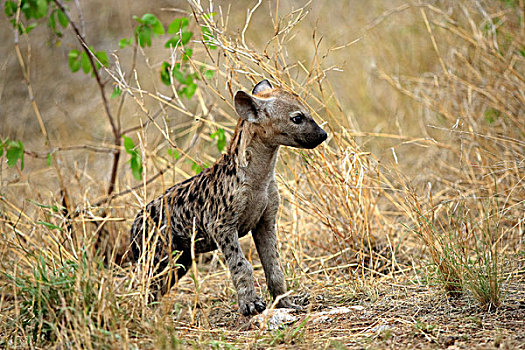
(68, 49), (79, 60)
(95, 51), (109, 67)
(182, 48), (193, 61)
(4, 1), (17, 17)
(201, 26), (217, 49)
(191, 161), (203, 174)
(28, 199), (61, 213)
(172, 64), (185, 84)
(37, 221), (63, 232)
(210, 128), (226, 152)
(160, 61), (172, 86)
(180, 31), (193, 46)
(34, 0), (48, 19)
(24, 22), (37, 34)
(123, 136), (142, 180)
(111, 86), (122, 98)
(183, 74), (194, 86)
(46, 153), (52, 166)
(202, 12), (216, 20)
(151, 19), (165, 36)
(123, 136), (136, 154)
(5, 140), (25, 170)
(141, 13), (157, 26)
(57, 9), (68, 27)
(184, 82), (197, 99)
(137, 25), (152, 48)
(68, 49), (81, 73)
(119, 38), (132, 49)
(167, 148), (180, 160)
(168, 18), (189, 34)
(203, 69), (215, 80)
(80, 52), (91, 74)
(48, 10), (57, 31)
(484, 108), (500, 124)
(130, 155), (143, 180)
(68, 57), (80, 73)
(132, 15), (143, 24)
(141, 13), (164, 35)
(164, 37), (179, 48)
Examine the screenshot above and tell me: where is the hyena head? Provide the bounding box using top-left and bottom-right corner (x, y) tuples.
(234, 79), (328, 149)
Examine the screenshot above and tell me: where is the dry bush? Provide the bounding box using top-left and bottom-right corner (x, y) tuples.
(382, 2), (524, 308)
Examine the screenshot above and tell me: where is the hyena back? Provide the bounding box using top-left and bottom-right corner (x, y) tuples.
(130, 79), (327, 315)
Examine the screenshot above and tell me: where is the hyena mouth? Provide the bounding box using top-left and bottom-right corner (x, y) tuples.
(298, 129), (328, 149)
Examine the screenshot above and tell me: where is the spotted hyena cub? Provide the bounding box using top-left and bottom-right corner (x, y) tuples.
(130, 79), (327, 315)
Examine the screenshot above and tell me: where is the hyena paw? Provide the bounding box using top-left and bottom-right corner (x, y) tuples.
(276, 296), (304, 311)
(239, 295), (266, 316)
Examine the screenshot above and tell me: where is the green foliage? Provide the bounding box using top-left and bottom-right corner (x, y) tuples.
(123, 136), (143, 180)
(111, 86), (122, 99)
(3, 252), (106, 345)
(410, 200), (503, 309)
(134, 13), (164, 48)
(415, 320), (437, 335)
(165, 17), (192, 48)
(210, 128), (227, 152)
(160, 62), (199, 99)
(119, 37), (132, 49)
(47, 8), (69, 36)
(497, 0), (519, 7)
(28, 199), (61, 213)
(201, 25), (217, 50)
(262, 319), (307, 346)
(191, 161), (203, 174)
(1, 139), (25, 170)
(202, 66), (215, 80)
(3, 1), (17, 17)
(37, 220), (64, 232)
(186, 159), (208, 174)
(167, 17), (189, 34)
(5, 255), (81, 342)
(167, 148), (180, 160)
(484, 108), (500, 124)
(68, 48), (109, 75)
(4, 0), (68, 35)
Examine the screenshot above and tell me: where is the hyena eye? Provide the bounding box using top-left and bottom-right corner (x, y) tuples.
(290, 113), (305, 124)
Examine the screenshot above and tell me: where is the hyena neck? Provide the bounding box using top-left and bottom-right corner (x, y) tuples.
(226, 119), (279, 188)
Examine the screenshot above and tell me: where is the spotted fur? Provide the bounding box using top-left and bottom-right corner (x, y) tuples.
(130, 80), (327, 315)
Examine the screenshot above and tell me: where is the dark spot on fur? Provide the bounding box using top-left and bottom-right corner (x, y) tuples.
(149, 205), (157, 221)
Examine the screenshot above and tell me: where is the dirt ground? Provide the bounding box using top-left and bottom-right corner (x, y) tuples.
(145, 262), (525, 349)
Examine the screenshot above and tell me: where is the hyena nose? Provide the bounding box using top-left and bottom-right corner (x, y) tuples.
(319, 129), (328, 142)
(306, 127), (327, 149)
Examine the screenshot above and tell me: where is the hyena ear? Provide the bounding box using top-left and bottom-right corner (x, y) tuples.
(234, 91), (263, 123)
(252, 79), (273, 95)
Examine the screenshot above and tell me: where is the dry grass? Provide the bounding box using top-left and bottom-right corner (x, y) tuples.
(0, 0), (524, 348)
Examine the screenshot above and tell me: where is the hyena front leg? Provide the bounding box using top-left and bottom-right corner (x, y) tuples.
(214, 226), (266, 316)
(252, 185), (303, 310)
